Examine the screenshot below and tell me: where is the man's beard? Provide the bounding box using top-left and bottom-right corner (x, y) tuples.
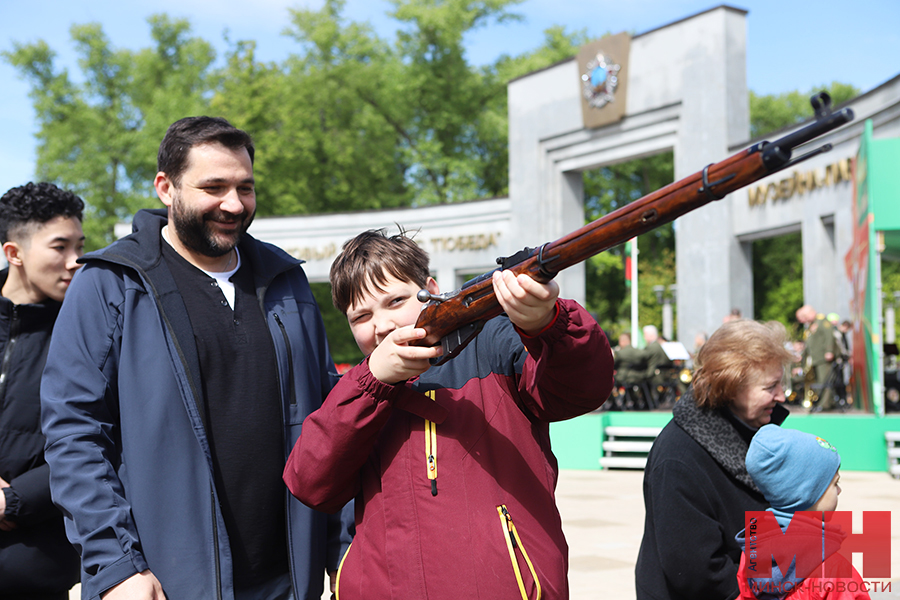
(170, 191), (255, 258)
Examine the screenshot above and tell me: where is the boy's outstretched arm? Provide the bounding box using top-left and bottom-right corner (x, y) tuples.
(492, 270), (613, 421)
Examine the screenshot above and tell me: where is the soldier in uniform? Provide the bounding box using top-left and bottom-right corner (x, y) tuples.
(614, 332), (646, 384)
(643, 325), (673, 387)
(803, 315), (837, 411)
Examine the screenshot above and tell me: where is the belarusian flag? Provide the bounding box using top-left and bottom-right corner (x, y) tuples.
(625, 238), (634, 287)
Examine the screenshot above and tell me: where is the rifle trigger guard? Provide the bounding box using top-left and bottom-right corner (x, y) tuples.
(698, 164), (736, 201)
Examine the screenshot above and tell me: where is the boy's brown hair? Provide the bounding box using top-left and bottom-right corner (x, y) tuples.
(330, 228), (431, 314)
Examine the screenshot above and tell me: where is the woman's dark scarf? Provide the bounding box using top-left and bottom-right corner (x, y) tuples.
(672, 388), (789, 493)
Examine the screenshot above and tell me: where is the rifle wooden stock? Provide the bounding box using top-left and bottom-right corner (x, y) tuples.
(413, 93), (854, 365)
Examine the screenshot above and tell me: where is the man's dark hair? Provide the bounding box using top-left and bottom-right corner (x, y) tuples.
(157, 116), (255, 186)
(330, 228), (431, 314)
(0, 182), (85, 244)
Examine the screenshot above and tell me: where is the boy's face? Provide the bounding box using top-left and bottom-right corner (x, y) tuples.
(810, 471), (841, 512)
(5, 215), (85, 303)
(346, 273), (438, 356)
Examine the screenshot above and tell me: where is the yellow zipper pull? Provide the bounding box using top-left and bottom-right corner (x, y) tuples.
(497, 504), (542, 600)
(425, 391), (438, 496)
(501, 505), (518, 548)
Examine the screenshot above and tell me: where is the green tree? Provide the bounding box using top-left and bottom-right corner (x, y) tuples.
(268, 0), (589, 208)
(582, 153), (675, 335)
(309, 282), (364, 365)
(212, 6), (413, 216)
(3, 15), (215, 248)
(752, 232), (803, 332)
(881, 259), (900, 338)
(385, 0), (525, 203)
(749, 82), (859, 139)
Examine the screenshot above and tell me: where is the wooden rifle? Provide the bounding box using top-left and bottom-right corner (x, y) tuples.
(413, 92), (854, 365)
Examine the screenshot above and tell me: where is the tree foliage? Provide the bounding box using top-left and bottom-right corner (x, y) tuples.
(5, 0), (591, 246)
(749, 81), (859, 139)
(882, 260), (900, 339)
(752, 232), (803, 330)
(212, 4), (413, 216)
(309, 282), (364, 365)
(3, 15), (215, 248)
(582, 153), (675, 335)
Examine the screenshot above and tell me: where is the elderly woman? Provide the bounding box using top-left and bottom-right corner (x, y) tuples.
(635, 320), (794, 600)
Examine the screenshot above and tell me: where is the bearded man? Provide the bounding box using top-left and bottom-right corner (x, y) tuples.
(40, 117), (351, 600)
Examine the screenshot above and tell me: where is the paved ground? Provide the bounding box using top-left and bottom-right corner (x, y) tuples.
(70, 468), (900, 599)
(558, 468), (900, 599)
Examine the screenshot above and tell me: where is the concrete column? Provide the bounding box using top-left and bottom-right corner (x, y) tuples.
(675, 8), (749, 345)
(557, 171), (587, 302)
(802, 215), (837, 313)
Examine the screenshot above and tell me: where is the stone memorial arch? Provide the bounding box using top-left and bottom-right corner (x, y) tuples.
(508, 5), (751, 344)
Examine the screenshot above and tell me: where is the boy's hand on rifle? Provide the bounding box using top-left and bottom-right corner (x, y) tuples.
(492, 270), (559, 336)
(369, 325), (442, 384)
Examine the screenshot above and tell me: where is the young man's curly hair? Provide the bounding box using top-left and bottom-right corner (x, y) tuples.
(0, 182), (85, 244)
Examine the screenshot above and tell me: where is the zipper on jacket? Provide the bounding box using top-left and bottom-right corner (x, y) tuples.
(334, 541), (352, 600)
(0, 305), (21, 400)
(497, 505), (542, 600)
(211, 493), (223, 600)
(272, 312), (298, 406)
(424, 390), (438, 496)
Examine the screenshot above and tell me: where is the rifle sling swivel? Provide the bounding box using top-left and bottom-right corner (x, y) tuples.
(698, 164), (736, 201)
(496, 244), (558, 281)
(536, 242), (558, 281)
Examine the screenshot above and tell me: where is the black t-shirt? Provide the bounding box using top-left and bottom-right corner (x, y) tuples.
(162, 242), (288, 587)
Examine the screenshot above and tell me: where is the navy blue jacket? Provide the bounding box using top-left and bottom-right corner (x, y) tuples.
(41, 209), (348, 600)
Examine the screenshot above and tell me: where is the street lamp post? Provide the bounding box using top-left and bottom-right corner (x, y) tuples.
(653, 284), (677, 341)
(887, 291), (898, 345)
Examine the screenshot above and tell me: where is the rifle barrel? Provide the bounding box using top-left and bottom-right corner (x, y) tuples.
(413, 93), (855, 363)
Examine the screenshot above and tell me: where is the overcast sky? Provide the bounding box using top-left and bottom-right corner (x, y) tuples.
(2, 0), (898, 195)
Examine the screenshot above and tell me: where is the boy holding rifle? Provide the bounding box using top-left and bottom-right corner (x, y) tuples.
(284, 228), (613, 600)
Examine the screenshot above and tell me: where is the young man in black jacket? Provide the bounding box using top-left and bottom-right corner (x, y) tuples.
(0, 181), (84, 599)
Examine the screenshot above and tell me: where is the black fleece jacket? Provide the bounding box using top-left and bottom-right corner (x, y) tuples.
(0, 269), (80, 593)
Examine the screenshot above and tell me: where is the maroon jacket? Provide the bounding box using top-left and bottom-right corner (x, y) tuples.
(284, 299), (613, 600)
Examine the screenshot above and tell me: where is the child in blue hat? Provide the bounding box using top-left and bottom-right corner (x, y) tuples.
(734, 424), (869, 599)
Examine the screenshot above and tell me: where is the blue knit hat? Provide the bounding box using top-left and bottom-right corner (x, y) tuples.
(746, 424), (841, 512)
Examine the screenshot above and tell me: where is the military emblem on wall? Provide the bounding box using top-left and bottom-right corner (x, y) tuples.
(577, 33), (630, 129)
(581, 52), (621, 109)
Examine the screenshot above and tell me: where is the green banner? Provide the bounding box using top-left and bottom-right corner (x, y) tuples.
(845, 121), (880, 414)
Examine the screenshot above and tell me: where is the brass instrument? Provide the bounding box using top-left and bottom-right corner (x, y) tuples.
(802, 362), (818, 408)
